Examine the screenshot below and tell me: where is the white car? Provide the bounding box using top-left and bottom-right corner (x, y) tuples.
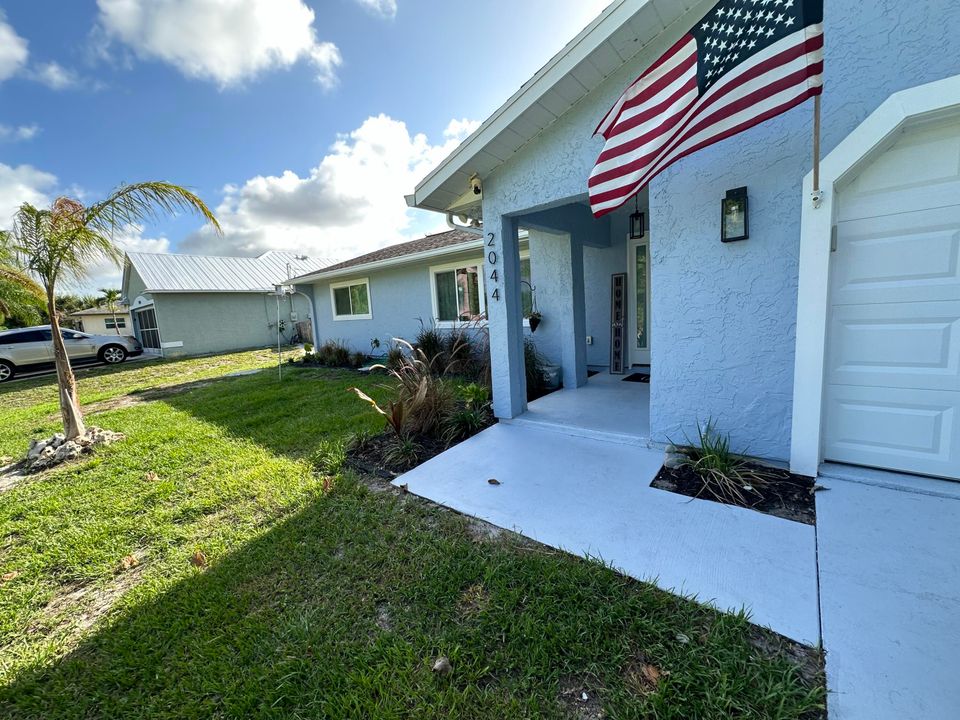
(0, 326), (143, 382)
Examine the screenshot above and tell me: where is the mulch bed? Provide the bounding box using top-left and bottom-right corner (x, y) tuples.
(651, 463), (817, 525)
(346, 432), (450, 478)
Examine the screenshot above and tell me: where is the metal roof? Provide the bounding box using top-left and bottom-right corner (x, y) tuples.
(407, 0), (704, 217)
(125, 250), (334, 293)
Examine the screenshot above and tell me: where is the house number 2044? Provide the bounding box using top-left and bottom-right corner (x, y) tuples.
(487, 232), (500, 301)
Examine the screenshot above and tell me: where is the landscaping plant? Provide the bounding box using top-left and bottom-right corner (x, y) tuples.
(674, 421), (776, 505)
(311, 438), (347, 475)
(524, 337), (549, 400)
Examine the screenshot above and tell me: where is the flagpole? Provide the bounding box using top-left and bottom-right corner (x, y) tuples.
(812, 94), (822, 206)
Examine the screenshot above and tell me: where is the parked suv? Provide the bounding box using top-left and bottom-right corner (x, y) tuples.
(0, 326), (143, 382)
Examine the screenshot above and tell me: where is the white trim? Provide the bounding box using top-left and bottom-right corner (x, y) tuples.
(790, 74), (960, 477)
(293, 239), (486, 284)
(330, 277), (373, 321)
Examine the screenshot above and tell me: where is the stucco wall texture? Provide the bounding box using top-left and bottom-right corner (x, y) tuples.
(481, 0), (960, 461)
(154, 292), (312, 358)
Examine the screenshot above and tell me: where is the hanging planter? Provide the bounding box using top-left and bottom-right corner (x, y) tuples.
(522, 280), (541, 333)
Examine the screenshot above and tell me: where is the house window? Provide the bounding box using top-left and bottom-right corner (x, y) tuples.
(105, 317), (126, 329)
(331, 279), (372, 320)
(430, 254), (533, 326)
(432, 264), (484, 324)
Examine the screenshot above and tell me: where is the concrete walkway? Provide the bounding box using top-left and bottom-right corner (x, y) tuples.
(816, 473), (960, 720)
(394, 422), (820, 644)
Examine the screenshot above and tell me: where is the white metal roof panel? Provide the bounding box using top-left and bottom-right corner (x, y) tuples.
(126, 250), (334, 293)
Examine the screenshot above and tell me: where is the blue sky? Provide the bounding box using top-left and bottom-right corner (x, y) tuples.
(0, 0), (608, 290)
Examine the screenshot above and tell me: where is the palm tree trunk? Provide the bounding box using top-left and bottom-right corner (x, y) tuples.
(47, 290), (86, 439)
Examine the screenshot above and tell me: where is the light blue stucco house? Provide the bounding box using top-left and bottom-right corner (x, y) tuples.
(290, 228), (536, 355)
(405, 0), (960, 482)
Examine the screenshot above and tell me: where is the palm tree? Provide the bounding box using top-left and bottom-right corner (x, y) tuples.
(0, 182), (220, 440)
(0, 249), (46, 327)
(98, 288), (123, 335)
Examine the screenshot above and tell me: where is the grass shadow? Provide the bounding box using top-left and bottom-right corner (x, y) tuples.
(0, 475), (825, 719)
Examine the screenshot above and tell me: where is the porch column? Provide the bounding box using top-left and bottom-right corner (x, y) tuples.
(487, 214), (527, 418)
(557, 233), (589, 389)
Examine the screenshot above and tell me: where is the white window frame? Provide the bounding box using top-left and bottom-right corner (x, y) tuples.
(430, 260), (487, 328)
(428, 251), (533, 329)
(330, 278), (373, 321)
(105, 317), (127, 329)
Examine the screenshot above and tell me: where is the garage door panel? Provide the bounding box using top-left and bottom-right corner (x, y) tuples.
(839, 118), (960, 221)
(823, 386), (960, 479)
(831, 206), (960, 306)
(827, 302), (960, 391)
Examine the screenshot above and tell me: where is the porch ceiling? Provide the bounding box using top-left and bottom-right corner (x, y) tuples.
(407, 0), (706, 217)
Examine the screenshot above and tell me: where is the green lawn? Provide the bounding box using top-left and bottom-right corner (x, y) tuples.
(0, 350), (824, 719)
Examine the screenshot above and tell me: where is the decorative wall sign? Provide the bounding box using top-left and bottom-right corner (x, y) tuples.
(610, 273), (626, 374)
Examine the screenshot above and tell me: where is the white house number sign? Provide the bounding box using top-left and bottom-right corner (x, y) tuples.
(486, 232), (501, 302)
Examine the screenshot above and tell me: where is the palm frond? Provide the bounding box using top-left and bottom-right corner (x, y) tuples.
(84, 181), (222, 237)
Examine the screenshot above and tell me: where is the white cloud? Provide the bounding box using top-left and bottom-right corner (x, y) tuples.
(0, 124), (40, 142)
(354, 0), (398, 19)
(179, 114), (478, 263)
(0, 163), (57, 230)
(28, 61), (80, 90)
(443, 118), (481, 140)
(0, 12), (29, 82)
(84, 225), (172, 292)
(95, 0), (343, 89)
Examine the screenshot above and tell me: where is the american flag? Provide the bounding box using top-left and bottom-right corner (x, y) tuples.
(588, 0), (823, 217)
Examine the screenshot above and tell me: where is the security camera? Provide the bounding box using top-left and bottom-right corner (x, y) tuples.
(469, 174), (482, 196)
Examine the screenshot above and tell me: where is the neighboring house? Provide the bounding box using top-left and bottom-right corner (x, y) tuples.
(121, 250), (331, 357)
(291, 229), (534, 353)
(407, 0), (960, 483)
(67, 304), (133, 335)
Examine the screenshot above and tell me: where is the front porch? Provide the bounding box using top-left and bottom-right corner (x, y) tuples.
(504, 369), (650, 444)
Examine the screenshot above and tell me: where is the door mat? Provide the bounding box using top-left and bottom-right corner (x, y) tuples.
(622, 372), (650, 383)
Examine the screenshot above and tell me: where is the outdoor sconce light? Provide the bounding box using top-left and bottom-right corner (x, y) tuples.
(629, 194), (646, 239)
(721, 186), (749, 242)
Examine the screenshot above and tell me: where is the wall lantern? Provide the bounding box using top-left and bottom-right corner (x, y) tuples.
(721, 186), (749, 242)
(629, 194), (646, 239)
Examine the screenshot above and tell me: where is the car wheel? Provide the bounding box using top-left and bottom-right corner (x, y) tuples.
(100, 345), (127, 364)
(0, 360), (14, 383)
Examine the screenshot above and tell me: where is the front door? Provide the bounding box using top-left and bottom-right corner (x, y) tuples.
(134, 307), (162, 351)
(627, 236), (651, 366)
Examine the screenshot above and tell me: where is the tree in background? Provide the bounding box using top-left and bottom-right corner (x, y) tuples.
(98, 288), (123, 334)
(1, 182), (220, 440)
(0, 246), (46, 328)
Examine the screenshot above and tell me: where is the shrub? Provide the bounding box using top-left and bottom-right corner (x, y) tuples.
(524, 337), (548, 399)
(415, 320), (447, 368)
(384, 436), (421, 469)
(459, 382), (490, 410)
(350, 351), (368, 369)
(313, 340), (354, 368)
(311, 439), (346, 475)
(349, 338), (457, 440)
(303, 342), (314, 354)
(673, 421), (776, 505)
(442, 407), (488, 445)
(386, 344), (405, 370)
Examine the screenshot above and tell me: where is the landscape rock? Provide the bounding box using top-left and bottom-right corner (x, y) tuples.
(664, 453), (688, 470)
(432, 656), (452, 675)
(25, 427), (125, 471)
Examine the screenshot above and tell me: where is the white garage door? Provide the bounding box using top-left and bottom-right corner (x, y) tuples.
(824, 116), (960, 480)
